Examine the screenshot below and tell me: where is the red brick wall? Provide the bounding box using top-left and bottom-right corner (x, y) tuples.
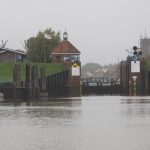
(0, 51), (15, 61)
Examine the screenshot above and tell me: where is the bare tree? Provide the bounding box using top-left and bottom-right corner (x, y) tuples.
(1, 40), (8, 48)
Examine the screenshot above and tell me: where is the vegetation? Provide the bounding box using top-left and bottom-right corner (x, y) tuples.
(0, 62), (66, 82)
(142, 55), (150, 70)
(81, 63), (102, 76)
(146, 60), (150, 70)
(25, 28), (61, 63)
(81, 63), (120, 78)
(0, 28), (65, 83)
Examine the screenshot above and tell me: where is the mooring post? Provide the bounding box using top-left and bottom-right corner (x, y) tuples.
(31, 65), (35, 98)
(40, 67), (46, 91)
(35, 66), (39, 98)
(25, 64), (30, 99)
(13, 64), (21, 103)
(13, 67), (16, 101)
(31, 65), (39, 98)
(17, 64), (21, 87)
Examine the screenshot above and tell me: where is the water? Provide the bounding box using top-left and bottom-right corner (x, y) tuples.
(0, 96), (150, 150)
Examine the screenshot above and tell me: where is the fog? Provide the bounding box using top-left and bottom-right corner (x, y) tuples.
(0, 0), (149, 64)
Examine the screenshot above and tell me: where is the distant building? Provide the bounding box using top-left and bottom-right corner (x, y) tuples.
(0, 47), (27, 62)
(140, 38), (150, 57)
(51, 32), (80, 63)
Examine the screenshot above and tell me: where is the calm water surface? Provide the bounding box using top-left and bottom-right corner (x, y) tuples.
(0, 96), (150, 150)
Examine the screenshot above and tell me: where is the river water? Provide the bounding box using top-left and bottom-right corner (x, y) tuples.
(0, 96), (150, 150)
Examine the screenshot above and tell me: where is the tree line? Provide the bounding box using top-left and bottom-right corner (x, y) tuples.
(81, 63), (120, 78)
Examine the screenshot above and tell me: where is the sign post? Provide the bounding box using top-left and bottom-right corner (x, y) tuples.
(72, 63), (80, 76)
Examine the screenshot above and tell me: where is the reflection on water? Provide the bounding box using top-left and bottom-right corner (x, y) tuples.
(121, 96), (150, 104)
(121, 97), (150, 117)
(0, 96), (150, 150)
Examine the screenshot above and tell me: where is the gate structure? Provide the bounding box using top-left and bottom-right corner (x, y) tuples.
(120, 46), (147, 96)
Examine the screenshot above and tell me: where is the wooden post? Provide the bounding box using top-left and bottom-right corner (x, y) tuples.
(31, 65), (39, 98)
(13, 64), (20, 103)
(25, 64), (30, 99)
(13, 67), (16, 102)
(40, 67), (46, 91)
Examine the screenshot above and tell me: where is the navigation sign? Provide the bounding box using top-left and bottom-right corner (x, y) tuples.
(72, 63), (80, 76)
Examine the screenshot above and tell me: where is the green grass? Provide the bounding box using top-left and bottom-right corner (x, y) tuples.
(0, 62), (66, 82)
(146, 61), (150, 71)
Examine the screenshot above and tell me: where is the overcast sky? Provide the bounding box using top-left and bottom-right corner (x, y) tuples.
(0, 0), (150, 65)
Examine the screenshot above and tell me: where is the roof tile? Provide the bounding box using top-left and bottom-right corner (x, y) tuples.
(52, 40), (80, 54)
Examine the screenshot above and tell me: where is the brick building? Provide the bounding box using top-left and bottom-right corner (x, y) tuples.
(51, 32), (80, 63)
(0, 47), (27, 62)
(51, 32), (81, 96)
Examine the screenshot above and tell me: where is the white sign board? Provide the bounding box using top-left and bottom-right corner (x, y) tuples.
(72, 63), (80, 76)
(131, 61), (140, 73)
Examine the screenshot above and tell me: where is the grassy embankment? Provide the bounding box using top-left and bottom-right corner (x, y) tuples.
(146, 61), (150, 71)
(0, 62), (66, 83)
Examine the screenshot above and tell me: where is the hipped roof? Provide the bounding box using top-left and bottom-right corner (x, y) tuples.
(52, 40), (81, 54)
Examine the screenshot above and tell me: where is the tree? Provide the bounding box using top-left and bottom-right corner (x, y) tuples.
(81, 62), (120, 78)
(81, 63), (102, 77)
(25, 28), (61, 63)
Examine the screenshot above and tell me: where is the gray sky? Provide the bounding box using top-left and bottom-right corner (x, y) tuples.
(0, 0), (150, 65)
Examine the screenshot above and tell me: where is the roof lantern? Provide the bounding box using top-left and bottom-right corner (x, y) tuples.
(63, 32), (68, 41)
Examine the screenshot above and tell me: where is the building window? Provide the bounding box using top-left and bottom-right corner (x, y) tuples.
(16, 54), (21, 60)
(56, 56), (61, 63)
